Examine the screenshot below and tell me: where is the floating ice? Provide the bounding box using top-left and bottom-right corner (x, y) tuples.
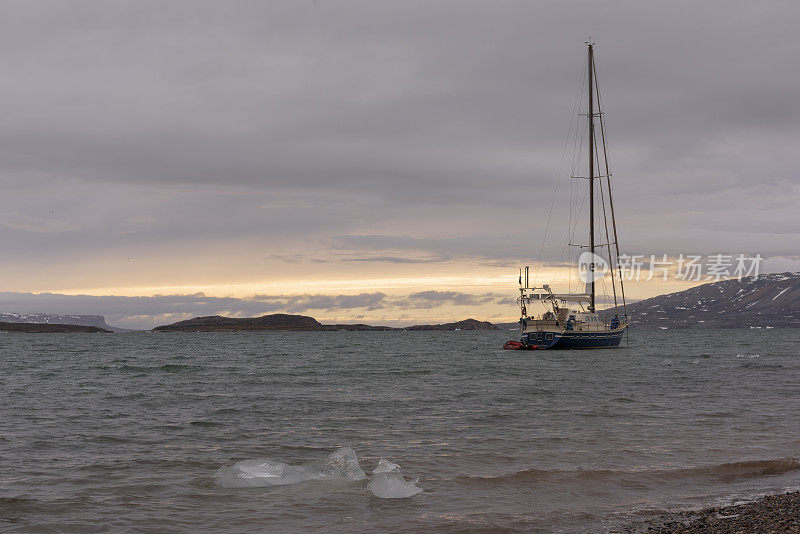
(215, 449), (422, 498)
(373, 458), (401, 474)
(220, 459), (307, 486)
(215, 447), (366, 488)
(308, 447), (368, 481)
(367, 457), (423, 499)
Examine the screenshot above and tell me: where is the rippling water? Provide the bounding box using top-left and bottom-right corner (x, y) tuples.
(2, 329), (799, 532)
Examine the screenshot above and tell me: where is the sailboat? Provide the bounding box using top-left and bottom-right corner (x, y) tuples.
(504, 43), (628, 350)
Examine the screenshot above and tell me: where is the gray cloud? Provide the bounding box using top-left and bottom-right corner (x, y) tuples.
(340, 255), (447, 264)
(252, 293), (389, 313)
(0, 211), (81, 233)
(330, 234), (525, 263)
(0, 1), (797, 285)
(396, 290), (506, 309)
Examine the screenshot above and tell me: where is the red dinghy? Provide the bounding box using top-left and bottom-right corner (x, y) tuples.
(503, 340), (538, 350)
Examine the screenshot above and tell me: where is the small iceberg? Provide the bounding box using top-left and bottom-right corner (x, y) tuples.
(215, 448), (422, 499)
(215, 447), (366, 488)
(367, 458), (423, 499)
(373, 458), (401, 473)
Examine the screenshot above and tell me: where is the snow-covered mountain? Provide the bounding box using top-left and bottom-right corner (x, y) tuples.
(0, 313), (131, 332)
(606, 272), (800, 328)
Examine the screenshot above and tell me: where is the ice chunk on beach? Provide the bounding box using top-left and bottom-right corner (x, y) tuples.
(373, 458), (401, 473)
(368, 472), (423, 498)
(215, 447), (366, 488)
(220, 459), (308, 486)
(215, 449), (421, 498)
(367, 458), (422, 499)
(304, 447), (367, 481)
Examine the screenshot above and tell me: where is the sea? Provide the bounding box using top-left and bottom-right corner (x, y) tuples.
(1, 329), (799, 533)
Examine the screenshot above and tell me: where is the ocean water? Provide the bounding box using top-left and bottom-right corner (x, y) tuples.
(1, 329), (799, 532)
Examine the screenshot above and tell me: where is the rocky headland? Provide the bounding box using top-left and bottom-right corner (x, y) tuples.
(0, 322), (110, 333)
(0, 313), (131, 332)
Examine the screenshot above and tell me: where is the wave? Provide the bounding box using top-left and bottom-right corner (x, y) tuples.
(118, 363), (199, 373)
(189, 420), (223, 427)
(681, 458), (800, 481)
(0, 496), (38, 509)
(456, 457), (800, 487)
(0, 496), (43, 518)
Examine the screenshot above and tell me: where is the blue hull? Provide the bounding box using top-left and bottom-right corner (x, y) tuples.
(521, 329), (624, 349)
(550, 330), (624, 349)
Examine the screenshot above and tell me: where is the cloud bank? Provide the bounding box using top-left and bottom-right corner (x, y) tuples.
(0, 1), (797, 296)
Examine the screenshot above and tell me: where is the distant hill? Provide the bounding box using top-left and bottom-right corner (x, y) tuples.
(0, 313), (133, 332)
(0, 322), (110, 333)
(153, 314), (498, 332)
(152, 314), (322, 332)
(405, 318), (497, 331)
(605, 272), (800, 328)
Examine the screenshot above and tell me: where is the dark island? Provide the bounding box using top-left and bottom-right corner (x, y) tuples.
(404, 318), (496, 331)
(152, 313), (321, 332)
(152, 315), (497, 332)
(0, 322), (111, 333)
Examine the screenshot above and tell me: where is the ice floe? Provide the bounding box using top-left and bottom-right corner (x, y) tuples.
(215, 448), (422, 499)
(215, 447), (366, 488)
(368, 458), (423, 499)
(372, 458), (401, 473)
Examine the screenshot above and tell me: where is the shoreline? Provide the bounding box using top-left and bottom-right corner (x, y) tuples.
(625, 491), (800, 533)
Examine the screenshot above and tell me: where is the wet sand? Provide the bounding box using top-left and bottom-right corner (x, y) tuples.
(627, 491), (800, 533)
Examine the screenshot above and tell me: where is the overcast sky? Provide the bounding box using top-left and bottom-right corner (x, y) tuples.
(0, 0), (798, 328)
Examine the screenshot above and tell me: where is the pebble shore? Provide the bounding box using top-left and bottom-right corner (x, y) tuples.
(627, 491), (800, 533)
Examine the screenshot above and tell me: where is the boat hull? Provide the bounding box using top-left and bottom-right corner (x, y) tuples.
(549, 329), (624, 349)
(521, 328), (624, 349)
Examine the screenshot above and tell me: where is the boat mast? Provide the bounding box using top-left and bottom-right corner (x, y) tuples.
(593, 58), (628, 323)
(587, 43), (595, 312)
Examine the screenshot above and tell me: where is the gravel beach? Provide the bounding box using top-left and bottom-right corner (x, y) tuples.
(626, 491), (800, 533)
